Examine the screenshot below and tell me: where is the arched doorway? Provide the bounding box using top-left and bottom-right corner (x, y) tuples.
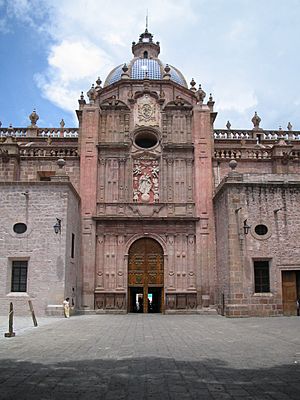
(128, 238), (164, 313)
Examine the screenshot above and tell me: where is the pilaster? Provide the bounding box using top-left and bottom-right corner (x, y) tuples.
(193, 104), (216, 307)
(79, 105), (100, 309)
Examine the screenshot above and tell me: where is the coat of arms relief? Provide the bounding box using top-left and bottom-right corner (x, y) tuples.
(134, 95), (159, 127)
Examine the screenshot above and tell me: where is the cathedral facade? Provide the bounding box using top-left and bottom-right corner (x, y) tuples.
(0, 30), (299, 317)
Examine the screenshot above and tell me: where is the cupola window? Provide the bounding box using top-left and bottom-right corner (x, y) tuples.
(143, 51), (148, 59)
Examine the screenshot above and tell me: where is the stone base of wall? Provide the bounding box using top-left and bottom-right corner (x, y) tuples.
(224, 304), (283, 317)
(46, 305), (64, 317)
(0, 297), (41, 317)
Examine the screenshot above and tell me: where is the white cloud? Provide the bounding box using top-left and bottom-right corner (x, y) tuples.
(2, 0), (300, 129)
(7, 0), (196, 118)
(215, 82), (257, 113)
(35, 40), (114, 116)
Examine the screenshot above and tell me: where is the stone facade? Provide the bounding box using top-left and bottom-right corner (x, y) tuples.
(0, 182), (81, 316)
(1, 29), (300, 317)
(214, 173), (300, 316)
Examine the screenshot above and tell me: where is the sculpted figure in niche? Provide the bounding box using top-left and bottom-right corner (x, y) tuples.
(138, 173), (152, 202)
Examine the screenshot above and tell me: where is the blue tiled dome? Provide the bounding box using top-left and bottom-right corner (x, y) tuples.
(104, 30), (187, 88)
(104, 59), (187, 87)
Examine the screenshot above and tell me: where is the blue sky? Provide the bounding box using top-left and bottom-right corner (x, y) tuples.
(0, 0), (300, 130)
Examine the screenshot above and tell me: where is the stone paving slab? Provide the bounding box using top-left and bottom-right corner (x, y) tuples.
(0, 314), (299, 399)
(0, 315), (61, 339)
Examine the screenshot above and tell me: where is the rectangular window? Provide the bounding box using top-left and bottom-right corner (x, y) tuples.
(11, 261), (28, 292)
(71, 233), (75, 258)
(254, 261), (270, 293)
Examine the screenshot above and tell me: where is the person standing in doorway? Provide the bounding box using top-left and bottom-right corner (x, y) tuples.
(297, 297), (300, 316)
(63, 297), (70, 318)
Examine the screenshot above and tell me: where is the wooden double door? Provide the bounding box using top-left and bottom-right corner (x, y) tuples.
(128, 238), (164, 313)
(282, 270), (300, 316)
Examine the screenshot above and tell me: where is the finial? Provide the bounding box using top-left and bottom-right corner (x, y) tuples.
(60, 119), (65, 128)
(190, 78), (196, 91)
(146, 8), (148, 31)
(226, 121), (231, 130)
(278, 125), (282, 131)
(95, 77), (102, 87)
(57, 158), (66, 169)
(209, 93), (213, 102)
(164, 64), (170, 74)
(0, 121), (2, 128)
(87, 84), (96, 102)
(80, 91), (84, 100)
(251, 111), (261, 130)
(197, 84), (206, 103)
(122, 63), (128, 73)
(29, 109), (39, 127)
(229, 159), (238, 171)
(287, 122), (293, 131)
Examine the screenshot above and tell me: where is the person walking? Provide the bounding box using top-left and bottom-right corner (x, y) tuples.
(63, 297), (70, 318)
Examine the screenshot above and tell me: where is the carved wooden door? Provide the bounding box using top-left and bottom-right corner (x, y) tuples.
(282, 271), (297, 316)
(128, 238), (163, 313)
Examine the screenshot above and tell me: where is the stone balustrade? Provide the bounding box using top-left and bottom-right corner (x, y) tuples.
(19, 147), (78, 158)
(214, 129), (300, 141)
(0, 127), (79, 138)
(214, 148), (273, 160)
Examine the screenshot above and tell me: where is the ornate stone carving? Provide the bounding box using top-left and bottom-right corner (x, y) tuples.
(134, 95), (159, 127)
(132, 159), (160, 203)
(252, 111), (262, 130)
(29, 109), (39, 127)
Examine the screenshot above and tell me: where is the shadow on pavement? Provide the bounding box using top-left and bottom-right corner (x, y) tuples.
(0, 357), (299, 400)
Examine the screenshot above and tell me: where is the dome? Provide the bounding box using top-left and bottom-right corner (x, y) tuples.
(104, 30), (187, 88)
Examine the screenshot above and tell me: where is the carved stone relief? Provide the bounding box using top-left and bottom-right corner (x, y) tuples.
(133, 159), (160, 203)
(134, 95), (159, 127)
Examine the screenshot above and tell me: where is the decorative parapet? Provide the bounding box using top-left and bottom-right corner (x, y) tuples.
(214, 147), (272, 160)
(214, 129), (300, 141)
(214, 129), (300, 140)
(19, 146), (78, 158)
(0, 127), (78, 138)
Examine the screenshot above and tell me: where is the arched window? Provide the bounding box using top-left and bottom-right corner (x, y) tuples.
(143, 51), (148, 59)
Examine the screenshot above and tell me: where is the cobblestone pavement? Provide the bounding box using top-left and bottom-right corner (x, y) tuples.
(0, 314), (299, 400)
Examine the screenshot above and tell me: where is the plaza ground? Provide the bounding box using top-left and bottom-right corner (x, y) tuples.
(0, 314), (299, 399)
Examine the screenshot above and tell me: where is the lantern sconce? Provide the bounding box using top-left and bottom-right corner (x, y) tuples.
(53, 218), (61, 234)
(243, 219), (251, 235)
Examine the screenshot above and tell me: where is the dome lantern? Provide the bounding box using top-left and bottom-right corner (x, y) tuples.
(132, 29), (160, 59)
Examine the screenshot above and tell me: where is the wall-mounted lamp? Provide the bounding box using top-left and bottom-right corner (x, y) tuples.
(274, 207), (284, 213)
(243, 219), (251, 235)
(53, 218), (61, 234)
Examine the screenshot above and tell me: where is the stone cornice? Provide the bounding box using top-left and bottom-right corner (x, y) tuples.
(213, 174), (300, 202)
(0, 180), (81, 201)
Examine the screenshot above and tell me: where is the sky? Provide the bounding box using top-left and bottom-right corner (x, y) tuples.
(0, 0), (300, 130)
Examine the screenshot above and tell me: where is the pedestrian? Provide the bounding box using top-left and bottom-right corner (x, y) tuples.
(297, 297), (300, 316)
(63, 297), (70, 318)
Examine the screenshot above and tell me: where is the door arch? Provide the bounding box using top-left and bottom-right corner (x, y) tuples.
(128, 238), (164, 313)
